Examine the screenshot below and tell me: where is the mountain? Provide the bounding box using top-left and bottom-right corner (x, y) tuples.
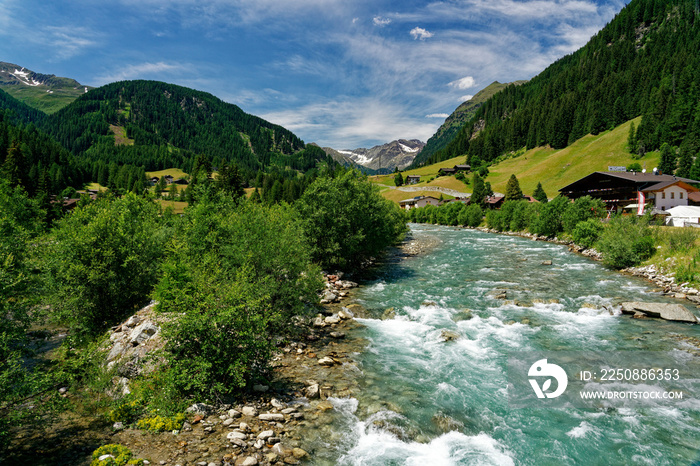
(322, 139), (425, 173)
(413, 81), (527, 167)
(0, 62), (90, 114)
(427, 0), (700, 172)
(40, 80), (328, 176)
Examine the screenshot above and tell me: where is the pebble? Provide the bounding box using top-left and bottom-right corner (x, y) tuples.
(259, 413), (285, 421)
(241, 406), (258, 417)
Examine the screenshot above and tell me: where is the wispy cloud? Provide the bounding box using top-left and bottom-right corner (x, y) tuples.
(373, 16), (392, 27)
(460, 95), (474, 102)
(43, 26), (99, 59)
(426, 113), (449, 118)
(410, 27), (433, 40)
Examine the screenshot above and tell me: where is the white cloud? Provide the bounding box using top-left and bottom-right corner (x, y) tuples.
(373, 16), (391, 27)
(95, 61), (185, 84)
(426, 113), (449, 118)
(410, 27), (433, 40)
(44, 26), (98, 59)
(261, 97), (440, 148)
(460, 95), (474, 102)
(449, 76), (476, 90)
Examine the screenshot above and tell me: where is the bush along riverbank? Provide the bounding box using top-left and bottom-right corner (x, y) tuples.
(407, 194), (700, 307)
(0, 171), (407, 465)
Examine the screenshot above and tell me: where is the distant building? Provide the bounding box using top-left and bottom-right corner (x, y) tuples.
(438, 167), (457, 176)
(172, 178), (189, 185)
(406, 175), (421, 184)
(559, 171), (700, 213)
(399, 196), (440, 210)
(164, 175), (175, 184)
(453, 164), (471, 172)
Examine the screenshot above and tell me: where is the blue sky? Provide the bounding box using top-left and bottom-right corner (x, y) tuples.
(0, 0), (626, 149)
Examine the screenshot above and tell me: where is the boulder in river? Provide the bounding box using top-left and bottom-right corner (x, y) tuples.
(620, 302), (699, 323)
(439, 330), (460, 342)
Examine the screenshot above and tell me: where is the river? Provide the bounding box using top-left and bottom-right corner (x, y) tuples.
(306, 224), (700, 465)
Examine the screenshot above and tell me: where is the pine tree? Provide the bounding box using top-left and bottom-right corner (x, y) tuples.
(676, 147), (693, 178)
(658, 143), (676, 175)
(504, 174), (523, 201)
(532, 182), (548, 203)
(471, 173), (487, 208)
(394, 171), (404, 187)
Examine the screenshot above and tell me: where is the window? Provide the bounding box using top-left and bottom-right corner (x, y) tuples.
(671, 192), (675, 199)
(662, 192), (666, 199)
(681, 192), (684, 199)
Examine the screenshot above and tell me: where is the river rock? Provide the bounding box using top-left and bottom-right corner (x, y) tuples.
(258, 429), (274, 440)
(241, 406), (258, 417)
(382, 308), (396, 320)
(338, 308), (354, 319)
(421, 300), (438, 307)
(186, 403), (215, 416)
(541, 260), (553, 266)
(317, 356), (336, 366)
(324, 314), (341, 325)
(330, 331), (345, 339)
(488, 289), (508, 300)
(439, 330), (460, 342)
(272, 443), (293, 458)
(259, 413), (285, 421)
(305, 383), (320, 399)
(235, 457), (258, 466)
(129, 322), (159, 346)
(227, 431), (248, 441)
(270, 398), (286, 409)
(292, 448), (308, 459)
(451, 310), (473, 322)
(620, 302), (699, 323)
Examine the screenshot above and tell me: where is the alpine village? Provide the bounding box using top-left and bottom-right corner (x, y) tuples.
(3, 0), (700, 465)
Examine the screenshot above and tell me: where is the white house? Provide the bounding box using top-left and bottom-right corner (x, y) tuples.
(399, 196), (440, 210)
(642, 179), (699, 211)
(665, 206), (700, 227)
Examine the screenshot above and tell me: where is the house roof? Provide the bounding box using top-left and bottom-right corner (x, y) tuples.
(485, 195), (504, 204)
(640, 180), (699, 193)
(406, 175), (421, 179)
(559, 171), (700, 194)
(454, 164), (470, 169)
(398, 195), (440, 204)
(689, 192), (700, 203)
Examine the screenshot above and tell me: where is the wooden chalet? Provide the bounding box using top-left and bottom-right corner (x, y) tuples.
(399, 195), (440, 210)
(559, 171), (700, 213)
(454, 164), (471, 172)
(689, 192), (700, 206)
(406, 175), (421, 184)
(484, 195), (505, 209)
(164, 175), (175, 184)
(438, 167), (457, 175)
(172, 178), (189, 185)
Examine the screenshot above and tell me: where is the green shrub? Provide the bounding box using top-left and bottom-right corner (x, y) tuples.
(109, 397), (143, 424)
(597, 215), (656, 269)
(530, 196), (570, 237)
(571, 218), (604, 249)
(562, 196), (605, 233)
(458, 204), (483, 227)
(295, 171), (407, 270)
(42, 193), (166, 337)
(91, 444), (133, 466)
(136, 413), (186, 432)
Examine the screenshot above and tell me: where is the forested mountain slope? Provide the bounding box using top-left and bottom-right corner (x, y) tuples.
(41, 80), (320, 175)
(428, 0), (700, 171)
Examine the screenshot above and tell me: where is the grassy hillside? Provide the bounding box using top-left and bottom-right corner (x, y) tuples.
(2, 85), (86, 114)
(377, 118), (661, 203)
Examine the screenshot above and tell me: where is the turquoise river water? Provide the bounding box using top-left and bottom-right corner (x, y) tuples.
(311, 224), (700, 465)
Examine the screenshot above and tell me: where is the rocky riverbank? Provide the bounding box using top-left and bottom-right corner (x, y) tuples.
(472, 226), (700, 310)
